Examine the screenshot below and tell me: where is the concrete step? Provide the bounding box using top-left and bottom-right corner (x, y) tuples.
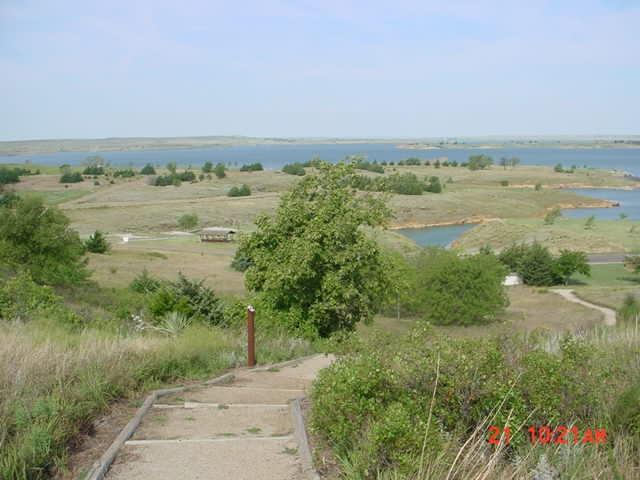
(107, 437), (303, 480)
(232, 372), (313, 391)
(132, 404), (292, 440)
(163, 386), (305, 405)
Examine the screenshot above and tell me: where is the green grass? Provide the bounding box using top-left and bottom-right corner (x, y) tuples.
(455, 217), (640, 253)
(0, 319), (315, 479)
(18, 189), (92, 205)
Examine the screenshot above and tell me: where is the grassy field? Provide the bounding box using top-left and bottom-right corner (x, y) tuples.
(360, 285), (603, 339)
(455, 217), (640, 253)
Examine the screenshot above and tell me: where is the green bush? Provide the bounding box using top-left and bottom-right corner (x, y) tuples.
(177, 213), (199, 230)
(311, 327), (635, 478)
(113, 168), (136, 178)
(82, 165), (104, 175)
(282, 163), (306, 176)
(612, 383), (640, 437)
(467, 154), (493, 170)
(227, 184), (251, 197)
(239, 162), (263, 172)
(153, 171), (196, 186)
(0, 272), (79, 324)
(147, 274), (224, 326)
(202, 161), (213, 173)
(214, 163), (226, 178)
(411, 249), (508, 325)
(59, 172), (83, 183)
(0, 196), (88, 285)
(140, 163), (156, 175)
(85, 230), (110, 254)
(0, 167), (26, 185)
(129, 269), (162, 294)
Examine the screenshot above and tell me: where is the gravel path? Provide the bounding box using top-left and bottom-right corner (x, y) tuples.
(104, 355), (333, 480)
(551, 289), (617, 326)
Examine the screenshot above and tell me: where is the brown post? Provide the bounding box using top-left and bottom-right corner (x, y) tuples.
(247, 305), (256, 367)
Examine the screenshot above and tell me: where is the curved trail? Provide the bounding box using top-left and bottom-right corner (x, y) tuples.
(551, 289), (616, 326)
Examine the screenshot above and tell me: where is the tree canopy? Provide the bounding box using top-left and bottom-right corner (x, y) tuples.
(0, 197), (87, 285)
(236, 161), (392, 337)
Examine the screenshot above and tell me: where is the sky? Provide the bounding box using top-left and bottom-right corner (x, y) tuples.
(1, 0), (639, 140)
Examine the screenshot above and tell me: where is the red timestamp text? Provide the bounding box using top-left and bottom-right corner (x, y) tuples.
(488, 425), (607, 446)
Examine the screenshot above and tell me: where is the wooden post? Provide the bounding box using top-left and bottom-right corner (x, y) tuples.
(247, 305), (256, 367)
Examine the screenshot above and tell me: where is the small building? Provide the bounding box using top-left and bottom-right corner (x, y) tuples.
(199, 227), (236, 242)
(503, 273), (522, 286)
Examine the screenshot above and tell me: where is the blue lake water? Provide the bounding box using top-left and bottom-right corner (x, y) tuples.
(396, 224), (476, 248)
(564, 188), (640, 220)
(2, 144), (640, 174)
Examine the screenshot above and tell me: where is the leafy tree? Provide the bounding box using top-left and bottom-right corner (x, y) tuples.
(0, 197), (87, 285)
(238, 161), (391, 337)
(517, 243), (558, 286)
(467, 154), (493, 171)
(177, 213), (199, 230)
(202, 161), (213, 173)
(553, 249), (590, 285)
(544, 207), (562, 225)
(500, 157), (509, 170)
(214, 163), (226, 178)
(85, 230), (110, 254)
(140, 163), (156, 175)
(413, 249), (508, 325)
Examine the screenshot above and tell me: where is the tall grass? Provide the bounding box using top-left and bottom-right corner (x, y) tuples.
(0, 320), (314, 479)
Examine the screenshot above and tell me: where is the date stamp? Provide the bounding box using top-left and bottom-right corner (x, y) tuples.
(488, 425), (607, 445)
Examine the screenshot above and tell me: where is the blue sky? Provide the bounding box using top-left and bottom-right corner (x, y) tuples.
(1, 0), (638, 140)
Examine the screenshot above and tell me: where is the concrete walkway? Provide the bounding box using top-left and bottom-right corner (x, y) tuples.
(551, 289), (617, 326)
(105, 355), (333, 480)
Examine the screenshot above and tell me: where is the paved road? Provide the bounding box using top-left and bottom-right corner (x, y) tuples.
(105, 355), (333, 480)
(587, 253), (626, 264)
(551, 289), (616, 326)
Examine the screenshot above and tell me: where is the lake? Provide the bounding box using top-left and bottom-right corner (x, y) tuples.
(2, 144), (640, 174)
(564, 189), (640, 220)
(396, 224), (476, 248)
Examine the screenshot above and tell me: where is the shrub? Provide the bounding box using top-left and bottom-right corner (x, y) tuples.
(403, 157), (422, 166)
(239, 162), (263, 172)
(129, 269), (162, 294)
(282, 162), (306, 176)
(202, 161), (213, 173)
(500, 179), (509, 187)
(177, 213), (199, 230)
(0, 272), (78, 324)
(424, 176), (442, 193)
(411, 249), (508, 325)
(227, 184), (251, 197)
(82, 165), (104, 175)
(584, 215), (596, 230)
(214, 163), (226, 178)
(0, 167), (24, 185)
(467, 154), (493, 170)
(535, 182), (542, 191)
(153, 171), (196, 186)
(140, 163), (156, 175)
(85, 230), (110, 254)
(0, 197), (87, 285)
(59, 172), (83, 183)
(612, 383), (640, 436)
(147, 274), (224, 326)
(113, 168), (136, 178)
